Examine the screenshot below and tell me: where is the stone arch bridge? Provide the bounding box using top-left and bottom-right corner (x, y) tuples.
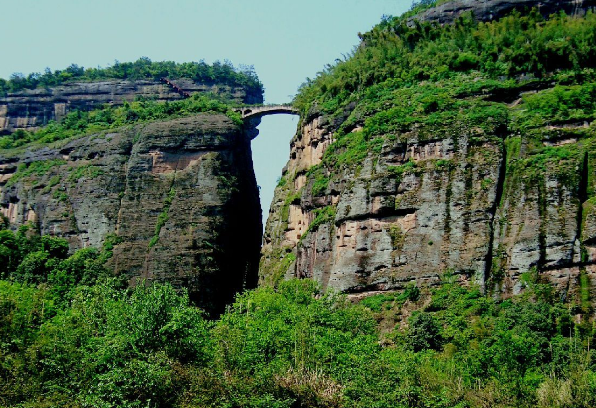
(235, 104), (299, 120)
(235, 105), (300, 139)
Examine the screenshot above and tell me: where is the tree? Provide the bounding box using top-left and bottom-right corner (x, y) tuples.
(407, 312), (443, 351)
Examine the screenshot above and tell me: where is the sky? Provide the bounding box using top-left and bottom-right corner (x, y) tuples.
(0, 0), (411, 226)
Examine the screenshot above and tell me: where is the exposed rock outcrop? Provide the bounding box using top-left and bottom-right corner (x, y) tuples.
(259, 0), (596, 302)
(412, 0), (596, 25)
(0, 78), (261, 134)
(0, 113), (262, 314)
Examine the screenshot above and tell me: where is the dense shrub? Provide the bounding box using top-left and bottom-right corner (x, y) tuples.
(295, 10), (596, 114)
(0, 243), (594, 408)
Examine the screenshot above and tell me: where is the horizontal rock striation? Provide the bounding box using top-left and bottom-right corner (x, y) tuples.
(261, 101), (596, 300)
(260, 0), (596, 303)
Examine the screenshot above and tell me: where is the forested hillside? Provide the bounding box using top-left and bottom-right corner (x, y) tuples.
(0, 232), (594, 407)
(0, 58), (262, 97)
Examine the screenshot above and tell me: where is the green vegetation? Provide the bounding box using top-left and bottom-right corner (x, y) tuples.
(5, 159), (67, 187)
(388, 158), (421, 183)
(1, 238), (594, 407)
(285, 8), (596, 259)
(359, 284), (420, 312)
(292, 9), (596, 194)
(295, 10), (596, 114)
(67, 165), (105, 183)
(0, 224), (108, 286)
(389, 224), (405, 250)
(305, 206), (336, 235)
(515, 83), (596, 129)
(311, 175), (330, 196)
(0, 57), (263, 97)
(280, 190), (302, 223)
(405, 0), (454, 18)
(52, 190), (69, 203)
(259, 248), (297, 287)
(276, 176), (288, 188)
(41, 175), (61, 193)
(0, 93), (243, 151)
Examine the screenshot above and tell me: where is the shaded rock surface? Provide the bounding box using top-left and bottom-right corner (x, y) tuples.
(0, 113), (262, 314)
(262, 116), (500, 291)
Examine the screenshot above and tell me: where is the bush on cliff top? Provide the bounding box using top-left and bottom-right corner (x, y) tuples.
(294, 9), (596, 114)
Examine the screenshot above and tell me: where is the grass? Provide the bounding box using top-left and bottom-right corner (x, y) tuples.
(68, 165), (105, 183)
(311, 176), (330, 196)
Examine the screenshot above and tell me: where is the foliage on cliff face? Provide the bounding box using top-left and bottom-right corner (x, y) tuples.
(0, 93), (243, 150)
(0, 241), (594, 407)
(292, 8), (596, 152)
(292, 8), (596, 178)
(260, 8), (596, 285)
(0, 57), (263, 98)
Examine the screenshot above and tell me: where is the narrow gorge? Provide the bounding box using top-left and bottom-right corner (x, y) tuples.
(2, 1), (596, 406)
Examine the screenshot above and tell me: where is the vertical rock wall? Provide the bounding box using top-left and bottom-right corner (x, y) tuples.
(261, 107), (596, 300)
(0, 113), (262, 314)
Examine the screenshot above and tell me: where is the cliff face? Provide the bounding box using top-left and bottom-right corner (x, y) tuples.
(260, 5), (596, 300)
(0, 113), (262, 314)
(262, 110), (596, 297)
(0, 78), (261, 134)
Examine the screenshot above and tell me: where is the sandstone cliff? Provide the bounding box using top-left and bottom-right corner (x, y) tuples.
(260, 4), (596, 302)
(262, 110), (595, 296)
(0, 113), (262, 314)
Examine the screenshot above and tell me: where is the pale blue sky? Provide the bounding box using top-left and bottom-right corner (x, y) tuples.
(0, 0), (411, 224)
